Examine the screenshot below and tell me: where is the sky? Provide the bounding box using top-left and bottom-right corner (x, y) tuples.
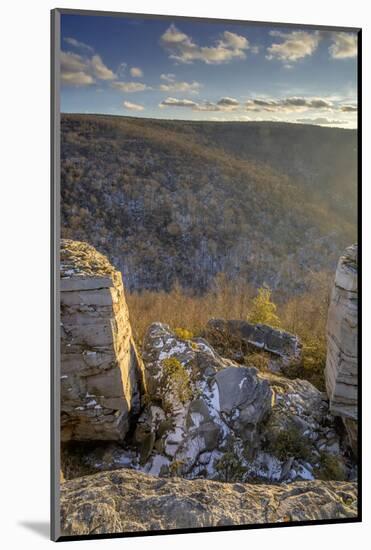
(60, 13), (358, 128)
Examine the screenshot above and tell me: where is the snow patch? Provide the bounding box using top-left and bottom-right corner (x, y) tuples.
(238, 377), (247, 390)
(147, 454), (170, 476)
(190, 412), (203, 428)
(158, 342), (188, 361)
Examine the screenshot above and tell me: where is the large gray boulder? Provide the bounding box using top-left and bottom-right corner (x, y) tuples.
(60, 239), (145, 441)
(135, 323), (272, 477)
(214, 366), (272, 441)
(60, 468), (357, 536)
(325, 244), (358, 450)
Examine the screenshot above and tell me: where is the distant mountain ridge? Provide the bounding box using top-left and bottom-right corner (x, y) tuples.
(61, 114), (357, 294)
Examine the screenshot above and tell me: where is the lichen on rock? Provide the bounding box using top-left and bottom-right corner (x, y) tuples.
(60, 468), (358, 536)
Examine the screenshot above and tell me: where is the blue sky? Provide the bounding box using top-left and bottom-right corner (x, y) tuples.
(60, 13), (358, 128)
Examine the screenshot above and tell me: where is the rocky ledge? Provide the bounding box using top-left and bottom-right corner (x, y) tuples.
(60, 239), (145, 441)
(60, 468), (357, 536)
(325, 244), (358, 451)
(62, 322), (354, 484)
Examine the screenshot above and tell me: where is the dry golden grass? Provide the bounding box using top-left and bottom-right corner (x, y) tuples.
(127, 277), (255, 346)
(126, 272), (332, 390)
(127, 272), (331, 347)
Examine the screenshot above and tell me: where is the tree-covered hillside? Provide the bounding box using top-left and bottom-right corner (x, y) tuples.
(61, 114), (356, 293)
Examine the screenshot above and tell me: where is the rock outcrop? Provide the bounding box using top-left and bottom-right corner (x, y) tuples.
(60, 468), (357, 536)
(325, 244), (358, 450)
(206, 319), (301, 369)
(133, 322), (273, 477)
(62, 323), (352, 484)
(60, 239), (145, 441)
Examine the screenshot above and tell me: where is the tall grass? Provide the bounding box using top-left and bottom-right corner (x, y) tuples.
(126, 275), (255, 346)
(127, 271), (332, 350)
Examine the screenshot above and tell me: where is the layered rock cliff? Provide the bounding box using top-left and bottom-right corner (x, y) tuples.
(325, 244), (358, 449)
(60, 239), (145, 441)
(60, 469), (357, 536)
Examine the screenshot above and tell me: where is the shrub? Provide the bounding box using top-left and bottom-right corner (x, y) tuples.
(248, 287), (281, 328)
(173, 327), (194, 340)
(215, 450), (246, 482)
(245, 351), (271, 371)
(315, 452), (345, 481)
(263, 425), (311, 461)
(282, 337), (326, 391)
(169, 459), (186, 477)
(161, 357), (192, 405)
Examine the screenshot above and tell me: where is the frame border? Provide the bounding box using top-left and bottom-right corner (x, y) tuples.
(51, 8), (362, 542)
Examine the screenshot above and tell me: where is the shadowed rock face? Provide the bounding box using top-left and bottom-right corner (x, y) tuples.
(325, 244), (358, 449)
(60, 468), (357, 536)
(206, 319), (301, 364)
(60, 239), (145, 441)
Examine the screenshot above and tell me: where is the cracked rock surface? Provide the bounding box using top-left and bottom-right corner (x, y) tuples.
(60, 468), (357, 536)
(325, 244), (358, 450)
(60, 239), (145, 441)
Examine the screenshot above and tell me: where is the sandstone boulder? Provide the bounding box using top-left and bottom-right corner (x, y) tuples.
(135, 323), (272, 476)
(60, 468), (357, 536)
(325, 244), (358, 449)
(206, 318), (301, 369)
(60, 239), (145, 441)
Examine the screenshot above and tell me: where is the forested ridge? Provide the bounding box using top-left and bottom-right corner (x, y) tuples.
(61, 114), (356, 294)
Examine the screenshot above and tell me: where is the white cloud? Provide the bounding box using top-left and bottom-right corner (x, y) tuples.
(159, 96), (239, 112)
(159, 80), (202, 94)
(221, 31), (249, 50)
(161, 24), (250, 64)
(266, 30), (321, 63)
(90, 55), (116, 80)
(245, 96), (334, 112)
(60, 50), (116, 86)
(61, 71), (95, 86)
(158, 93), (352, 118)
(64, 37), (94, 53)
(123, 100), (145, 111)
(217, 97), (240, 107)
(130, 67), (143, 77)
(160, 73), (176, 82)
(159, 97), (198, 108)
(61, 51), (87, 73)
(194, 101), (222, 112)
(161, 25), (189, 44)
(60, 51), (94, 86)
(112, 81), (149, 92)
(329, 32), (357, 59)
